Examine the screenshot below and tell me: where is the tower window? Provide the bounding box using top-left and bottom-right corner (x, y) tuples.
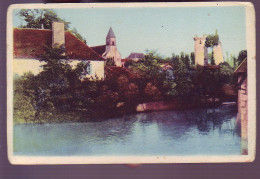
(199, 40), (202, 44)
(112, 41), (115, 45)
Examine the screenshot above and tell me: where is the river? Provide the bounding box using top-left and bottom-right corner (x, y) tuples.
(14, 104), (241, 156)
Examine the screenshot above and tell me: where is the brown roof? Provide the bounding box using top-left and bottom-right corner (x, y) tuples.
(121, 59), (129, 62)
(13, 28), (104, 61)
(127, 53), (144, 59)
(90, 45), (106, 56)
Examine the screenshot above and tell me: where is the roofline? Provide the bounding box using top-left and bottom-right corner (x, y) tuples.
(13, 28), (105, 61)
(234, 58), (247, 73)
(90, 45), (106, 48)
(13, 27), (52, 31)
(66, 31), (105, 61)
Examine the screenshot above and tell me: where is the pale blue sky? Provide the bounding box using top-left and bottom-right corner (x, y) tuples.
(13, 6), (246, 59)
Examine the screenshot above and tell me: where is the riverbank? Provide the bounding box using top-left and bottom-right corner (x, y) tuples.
(13, 98), (236, 124)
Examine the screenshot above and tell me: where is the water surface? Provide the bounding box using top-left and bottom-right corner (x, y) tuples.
(14, 104), (241, 156)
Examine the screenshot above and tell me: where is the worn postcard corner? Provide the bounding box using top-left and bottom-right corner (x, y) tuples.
(7, 2), (256, 164)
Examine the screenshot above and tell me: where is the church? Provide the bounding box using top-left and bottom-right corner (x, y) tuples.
(91, 27), (122, 67)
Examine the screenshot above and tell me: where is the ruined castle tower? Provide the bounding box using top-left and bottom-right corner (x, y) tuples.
(193, 35), (208, 66)
(102, 27), (122, 67)
(213, 41), (224, 65)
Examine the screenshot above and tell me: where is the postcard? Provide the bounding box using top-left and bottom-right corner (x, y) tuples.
(7, 2), (256, 164)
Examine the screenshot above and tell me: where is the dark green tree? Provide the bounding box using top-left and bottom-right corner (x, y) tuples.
(18, 9), (86, 43)
(237, 50), (247, 66)
(18, 9), (70, 29)
(171, 54), (193, 97)
(205, 30), (219, 65)
(190, 52), (195, 65)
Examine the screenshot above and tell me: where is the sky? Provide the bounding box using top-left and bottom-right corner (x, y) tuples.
(13, 6), (246, 59)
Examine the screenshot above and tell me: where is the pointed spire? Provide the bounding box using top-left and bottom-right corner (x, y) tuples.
(106, 27), (116, 38)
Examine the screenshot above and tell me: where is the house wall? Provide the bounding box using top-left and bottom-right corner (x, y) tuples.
(237, 73), (248, 154)
(13, 59), (46, 76)
(87, 61), (105, 79)
(70, 60), (105, 79)
(13, 59), (104, 80)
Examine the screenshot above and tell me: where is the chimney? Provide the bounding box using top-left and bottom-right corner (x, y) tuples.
(52, 21), (65, 47)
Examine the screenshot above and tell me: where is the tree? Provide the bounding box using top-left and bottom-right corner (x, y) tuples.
(190, 52), (195, 65)
(219, 62), (236, 84)
(18, 9), (70, 29)
(18, 9), (86, 43)
(237, 50), (247, 66)
(13, 72), (37, 123)
(37, 45), (85, 112)
(171, 54), (193, 97)
(70, 28), (87, 44)
(205, 30), (219, 65)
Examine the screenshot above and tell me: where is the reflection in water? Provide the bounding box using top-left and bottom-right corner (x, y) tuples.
(14, 104), (241, 156)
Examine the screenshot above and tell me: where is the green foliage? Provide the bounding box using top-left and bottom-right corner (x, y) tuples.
(219, 62), (236, 84)
(13, 73), (37, 123)
(70, 28), (86, 43)
(18, 9), (70, 30)
(190, 52), (195, 65)
(131, 50), (164, 83)
(205, 30), (219, 65)
(237, 50), (247, 66)
(205, 30), (219, 48)
(18, 9), (86, 44)
(171, 54), (193, 97)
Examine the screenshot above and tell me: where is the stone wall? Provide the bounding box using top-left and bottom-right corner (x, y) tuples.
(194, 35), (208, 65)
(213, 41), (224, 65)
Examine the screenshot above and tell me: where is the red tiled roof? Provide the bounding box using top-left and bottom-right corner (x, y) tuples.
(13, 28), (104, 61)
(90, 45), (106, 56)
(121, 59), (129, 62)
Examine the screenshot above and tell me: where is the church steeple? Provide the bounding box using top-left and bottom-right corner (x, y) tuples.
(106, 27), (116, 39)
(106, 27), (116, 46)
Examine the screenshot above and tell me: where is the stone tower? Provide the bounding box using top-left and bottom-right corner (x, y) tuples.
(213, 41), (224, 65)
(103, 27), (122, 67)
(193, 35), (208, 66)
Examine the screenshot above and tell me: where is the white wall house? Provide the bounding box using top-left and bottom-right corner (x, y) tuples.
(13, 22), (105, 80)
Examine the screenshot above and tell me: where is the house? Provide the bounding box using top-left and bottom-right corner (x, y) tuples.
(121, 58), (130, 67)
(126, 52), (144, 62)
(91, 27), (122, 67)
(234, 58), (247, 154)
(13, 21), (105, 79)
(160, 63), (174, 80)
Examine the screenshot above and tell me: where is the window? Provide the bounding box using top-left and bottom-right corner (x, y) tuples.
(112, 41), (115, 45)
(86, 63), (92, 75)
(199, 40), (202, 44)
